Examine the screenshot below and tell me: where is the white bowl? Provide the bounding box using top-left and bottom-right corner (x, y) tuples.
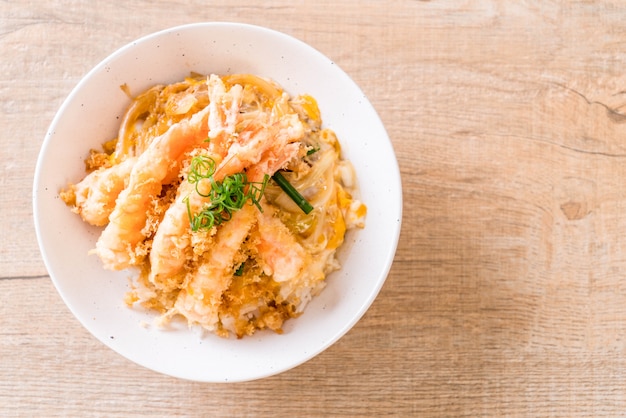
(33, 22), (402, 382)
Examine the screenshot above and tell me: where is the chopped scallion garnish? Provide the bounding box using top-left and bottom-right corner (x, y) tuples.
(306, 146), (320, 156)
(185, 155), (269, 231)
(271, 171), (314, 215)
(234, 262), (245, 276)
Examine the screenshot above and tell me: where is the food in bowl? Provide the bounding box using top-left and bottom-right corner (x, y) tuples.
(35, 22), (400, 382)
(60, 73), (366, 338)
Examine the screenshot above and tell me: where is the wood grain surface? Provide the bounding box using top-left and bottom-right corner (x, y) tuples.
(4, 1), (626, 416)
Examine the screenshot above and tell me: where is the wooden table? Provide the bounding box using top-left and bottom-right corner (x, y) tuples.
(4, 1), (626, 416)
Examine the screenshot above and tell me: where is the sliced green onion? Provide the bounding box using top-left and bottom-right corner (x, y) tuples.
(272, 171), (314, 215)
(185, 156), (271, 231)
(248, 174), (270, 211)
(234, 262), (245, 276)
(306, 146), (320, 156)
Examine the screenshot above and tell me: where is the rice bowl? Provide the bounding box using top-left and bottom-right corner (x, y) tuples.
(33, 22), (402, 382)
